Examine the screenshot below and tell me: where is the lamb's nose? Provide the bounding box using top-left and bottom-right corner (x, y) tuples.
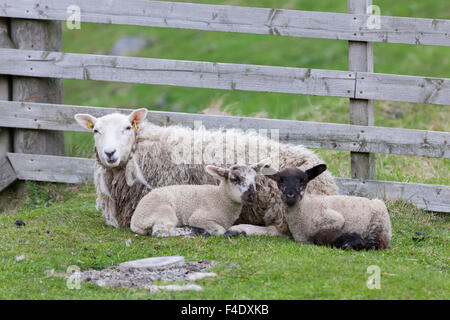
(104, 150), (116, 159)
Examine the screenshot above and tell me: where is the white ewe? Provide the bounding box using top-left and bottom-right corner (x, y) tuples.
(267, 165), (392, 250)
(131, 159), (270, 236)
(74, 108), (339, 237)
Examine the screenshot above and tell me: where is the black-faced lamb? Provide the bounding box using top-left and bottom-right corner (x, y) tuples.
(74, 108), (339, 237)
(267, 165), (392, 250)
(130, 159), (270, 236)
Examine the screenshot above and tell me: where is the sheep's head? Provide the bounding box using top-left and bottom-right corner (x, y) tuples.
(267, 164), (327, 206)
(205, 159), (271, 207)
(74, 109), (148, 168)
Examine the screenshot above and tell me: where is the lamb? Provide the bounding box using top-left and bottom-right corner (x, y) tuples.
(267, 165), (392, 250)
(130, 159), (270, 237)
(74, 108), (339, 237)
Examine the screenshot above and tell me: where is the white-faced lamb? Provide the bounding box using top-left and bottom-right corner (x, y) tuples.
(267, 165), (392, 250)
(131, 159), (270, 237)
(74, 108), (339, 237)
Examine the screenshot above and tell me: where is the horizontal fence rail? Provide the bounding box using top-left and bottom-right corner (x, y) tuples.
(6, 153), (450, 212)
(1, 0), (449, 46)
(0, 48), (449, 105)
(0, 48), (356, 98)
(0, 100), (449, 159)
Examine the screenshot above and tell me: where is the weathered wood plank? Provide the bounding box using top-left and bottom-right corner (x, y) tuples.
(337, 178), (450, 213)
(7, 152), (93, 183)
(10, 18), (65, 156)
(0, 48), (449, 105)
(348, 0), (375, 180)
(7, 153), (450, 212)
(0, 18), (13, 162)
(0, 156), (16, 192)
(356, 72), (450, 106)
(0, 100), (448, 159)
(0, 0), (449, 46)
(0, 48), (356, 98)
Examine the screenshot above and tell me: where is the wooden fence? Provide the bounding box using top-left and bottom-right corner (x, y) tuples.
(0, 0), (449, 212)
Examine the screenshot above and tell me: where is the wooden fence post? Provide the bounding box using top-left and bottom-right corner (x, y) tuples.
(10, 19), (65, 155)
(0, 18), (17, 192)
(348, 0), (375, 180)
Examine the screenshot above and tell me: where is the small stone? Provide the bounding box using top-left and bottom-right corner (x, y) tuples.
(415, 231), (427, 236)
(45, 269), (55, 277)
(412, 236), (426, 242)
(148, 284), (202, 293)
(16, 254), (26, 261)
(185, 272), (217, 281)
(14, 219), (26, 227)
(106, 253), (112, 257)
(199, 259), (210, 264)
(393, 108), (404, 119)
(118, 256), (185, 271)
(43, 229), (51, 234)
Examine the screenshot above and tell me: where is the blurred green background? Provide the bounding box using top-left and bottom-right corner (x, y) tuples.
(62, 0), (450, 185)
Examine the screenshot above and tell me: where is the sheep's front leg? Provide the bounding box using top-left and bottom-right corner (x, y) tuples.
(224, 224), (285, 237)
(188, 211), (226, 236)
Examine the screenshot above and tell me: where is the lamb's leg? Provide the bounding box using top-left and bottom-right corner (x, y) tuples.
(130, 204), (179, 237)
(224, 224), (286, 237)
(188, 211), (226, 236)
(310, 209), (345, 246)
(333, 233), (366, 250)
(364, 201), (392, 250)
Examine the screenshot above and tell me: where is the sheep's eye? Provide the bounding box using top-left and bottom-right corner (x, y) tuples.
(93, 129), (99, 134)
(125, 126), (132, 131)
(230, 176), (240, 183)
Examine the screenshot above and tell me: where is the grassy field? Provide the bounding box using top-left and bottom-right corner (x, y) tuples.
(0, 183), (448, 299)
(0, 0), (449, 299)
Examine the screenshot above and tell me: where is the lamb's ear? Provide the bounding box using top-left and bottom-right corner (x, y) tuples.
(305, 164), (327, 181)
(251, 158), (272, 173)
(266, 172), (280, 183)
(74, 114), (97, 131)
(129, 108), (148, 128)
(205, 165), (229, 180)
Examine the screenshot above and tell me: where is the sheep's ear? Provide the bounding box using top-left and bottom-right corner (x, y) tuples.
(74, 114), (97, 131)
(205, 165), (229, 180)
(129, 108), (148, 128)
(305, 164), (327, 181)
(251, 158), (272, 173)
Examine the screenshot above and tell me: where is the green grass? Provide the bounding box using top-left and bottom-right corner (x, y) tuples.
(0, 183), (448, 299)
(0, 0), (449, 299)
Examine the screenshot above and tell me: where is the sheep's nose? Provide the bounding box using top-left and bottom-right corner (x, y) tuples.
(104, 149), (116, 159)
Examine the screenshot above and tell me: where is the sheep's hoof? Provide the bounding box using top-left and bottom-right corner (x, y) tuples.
(186, 226), (211, 237)
(223, 230), (241, 237)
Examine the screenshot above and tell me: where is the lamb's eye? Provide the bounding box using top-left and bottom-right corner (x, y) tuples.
(93, 129), (99, 134)
(125, 126), (132, 131)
